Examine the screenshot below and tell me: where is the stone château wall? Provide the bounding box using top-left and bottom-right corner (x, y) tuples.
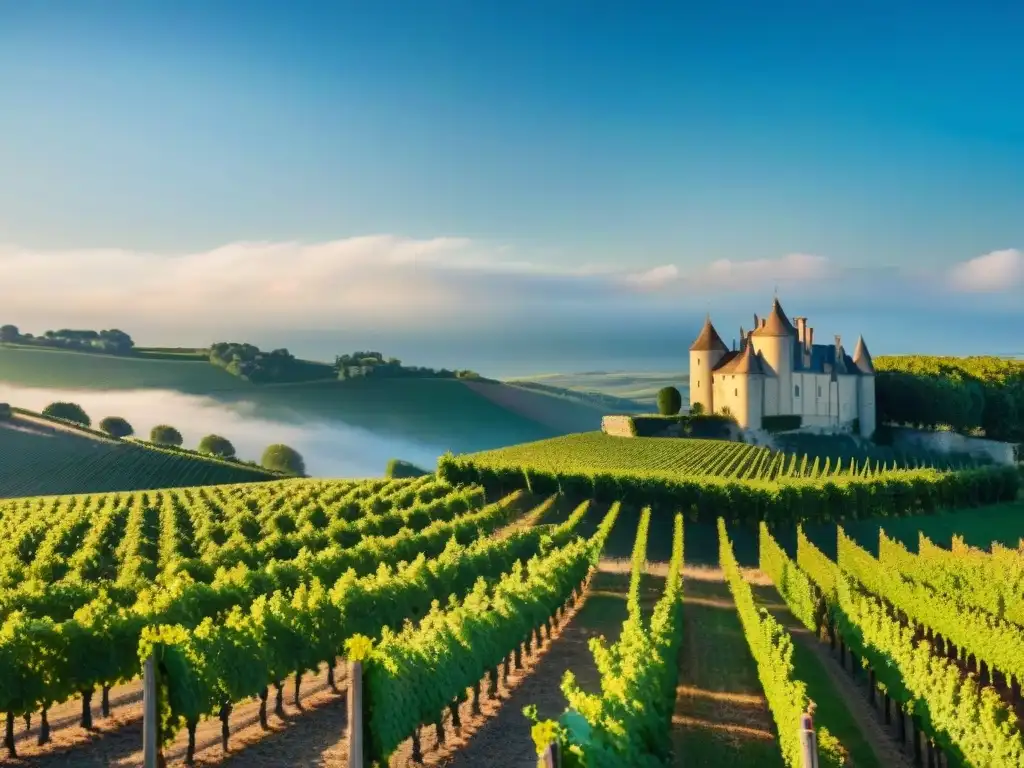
(891, 427), (1017, 466)
(601, 415), (636, 437)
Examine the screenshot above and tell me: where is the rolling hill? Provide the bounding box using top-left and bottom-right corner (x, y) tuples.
(508, 370), (687, 409)
(0, 411), (276, 497)
(0, 346), (613, 460)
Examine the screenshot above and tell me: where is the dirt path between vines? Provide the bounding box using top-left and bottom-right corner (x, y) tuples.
(394, 560), (663, 768)
(671, 567), (783, 768)
(3, 663), (350, 767)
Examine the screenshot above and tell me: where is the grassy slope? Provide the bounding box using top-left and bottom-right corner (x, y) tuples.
(0, 347), (564, 453)
(0, 415), (275, 497)
(510, 371), (688, 409)
(462, 380), (610, 433)
(0, 346), (246, 392)
(673, 569), (784, 768)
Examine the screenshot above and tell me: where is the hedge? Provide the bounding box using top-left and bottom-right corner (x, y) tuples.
(437, 454), (1020, 525)
(629, 415), (679, 437)
(762, 415), (803, 433)
(680, 413), (734, 439)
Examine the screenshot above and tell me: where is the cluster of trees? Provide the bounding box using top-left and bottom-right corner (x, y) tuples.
(875, 356), (1024, 442)
(334, 351), (486, 381)
(0, 326), (134, 354)
(208, 342), (320, 384)
(34, 402), (305, 474)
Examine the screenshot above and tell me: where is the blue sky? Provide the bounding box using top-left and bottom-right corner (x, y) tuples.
(0, 1), (1021, 363)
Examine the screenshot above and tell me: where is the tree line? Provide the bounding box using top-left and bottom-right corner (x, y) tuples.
(334, 350), (487, 381)
(874, 355), (1024, 442)
(1, 323), (487, 386)
(0, 325), (134, 354)
(8, 401), (305, 475)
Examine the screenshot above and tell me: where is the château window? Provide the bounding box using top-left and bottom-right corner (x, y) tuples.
(696, 381), (699, 388)
(817, 385), (822, 397)
(734, 388), (738, 397)
(794, 385), (800, 397)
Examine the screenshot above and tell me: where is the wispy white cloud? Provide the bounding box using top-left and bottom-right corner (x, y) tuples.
(0, 237), (1018, 339)
(946, 249), (1024, 293)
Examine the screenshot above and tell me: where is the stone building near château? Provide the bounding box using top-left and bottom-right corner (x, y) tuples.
(688, 298), (876, 436)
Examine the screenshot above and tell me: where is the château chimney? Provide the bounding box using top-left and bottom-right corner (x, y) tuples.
(753, 313), (760, 331)
(807, 327), (814, 354)
(795, 317), (807, 346)
(761, 318), (767, 328)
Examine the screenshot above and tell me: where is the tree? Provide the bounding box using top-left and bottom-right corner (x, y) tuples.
(982, 389), (1018, 441)
(98, 416), (134, 438)
(0, 403), (10, 420)
(385, 458), (429, 479)
(0, 325), (19, 343)
(689, 402), (705, 416)
(41, 402), (90, 426)
(150, 424), (183, 447)
(261, 444), (306, 475)
(198, 434), (236, 458)
(657, 386), (682, 416)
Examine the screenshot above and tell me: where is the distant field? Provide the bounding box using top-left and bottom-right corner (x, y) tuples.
(231, 378), (558, 451)
(463, 379), (609, 432)
(0, 415), (275, 497)
(509, 370), (688, 408)
(0, 346), (246, 392)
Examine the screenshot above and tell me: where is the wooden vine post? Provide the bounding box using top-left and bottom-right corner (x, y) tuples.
(798, 711), (819, 768)
(348, 659), (364, 768)
(540, 740), (561, 768)
(143, 652), (160, 768)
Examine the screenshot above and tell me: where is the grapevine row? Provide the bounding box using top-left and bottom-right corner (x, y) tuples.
(140, 497), (594, 761)
(346, 501), (620, 764)
(720, 520), (846, 768)
(834, 574), (1024, 766)
(441, 451), (1019, 525)
(0, 481), (475, 623)
(878, 531), (1024, 626)
(528, 508), (685, 766)
(0, 489), (527, 753)
(837, 528), (1024, 687)
(788, 526), (1024, 766)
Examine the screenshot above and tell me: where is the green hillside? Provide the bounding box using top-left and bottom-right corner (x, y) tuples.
(0, 346), (247, 392)
(0, 347), (592, 452)
(509, 370), (687, 409)
(0, 414), (275, 497)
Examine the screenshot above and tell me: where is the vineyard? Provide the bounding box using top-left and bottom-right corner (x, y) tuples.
(0, 418), (275, 498)
(442, 435), (1019, 525)
(457, 432), (977, 482)
(763, 519), (1024, 767)
(1, 463), (1022, 767)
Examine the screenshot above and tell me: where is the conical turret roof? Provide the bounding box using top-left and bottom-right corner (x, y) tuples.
(689, 315), (729, 352)
(751, 298), (797, 337)
(715, 338), (764, 374)
(852, 335), (875, 374)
